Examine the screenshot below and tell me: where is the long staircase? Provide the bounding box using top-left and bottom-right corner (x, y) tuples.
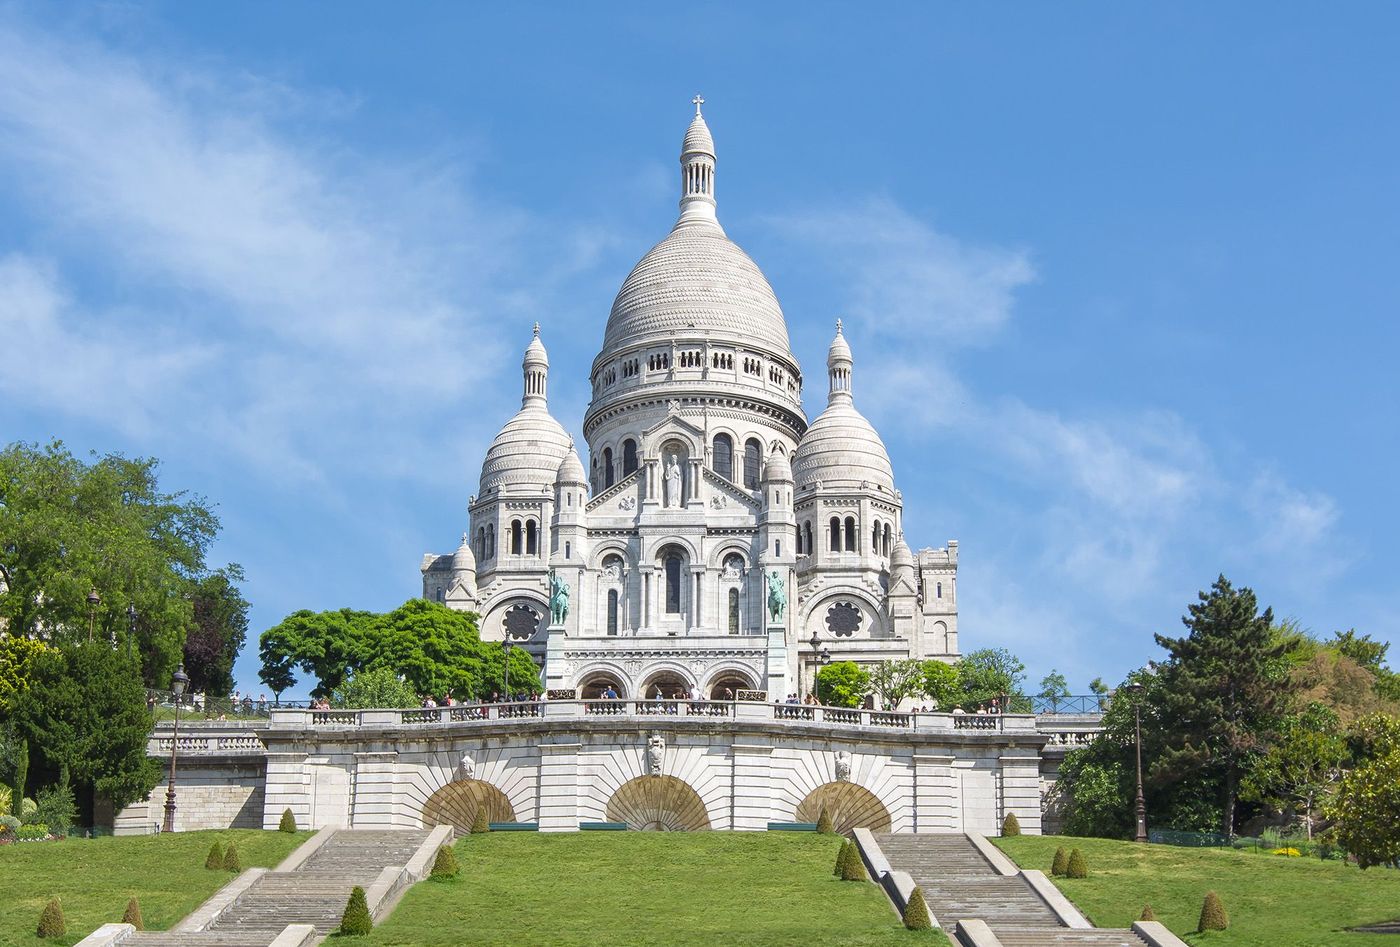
(874, 833), (1149, 946)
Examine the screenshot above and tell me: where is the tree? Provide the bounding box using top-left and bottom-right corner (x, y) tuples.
(919, 659), (960, 710)
(816, 662), (870, 708)
(258, 608), (375, 698)
(957, 648), (1026, 710)
(1088, 677), (1110, 698)
(332, 668), (417, 710)
(183, 567), (249, 698)
(1330, 746), (1400, 868)
(1240, 702), (1347, 838)
(1038, 669), (1070, 701)
(1331, 629), (1389, 674)
(1153, 575), (1290, 837)
(869, 659), (925, 710)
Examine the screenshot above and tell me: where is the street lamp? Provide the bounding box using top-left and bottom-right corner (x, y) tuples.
(163, 663), (189, 833)
(1124, 682), (1149, 843)
(502, 638), (513, 702)
(86, 587), (101, 642)
(806, 631), (831, 701)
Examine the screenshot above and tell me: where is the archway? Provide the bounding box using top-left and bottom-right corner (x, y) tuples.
(606, 775), (711, 831)
(578, 671), (627, 699)
(421, 778), (517, 834)
(795, 781), (891, 834)
(640, 669), (692, 700)
(707, 670), (757, 700)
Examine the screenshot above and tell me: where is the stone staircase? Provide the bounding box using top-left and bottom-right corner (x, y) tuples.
(873, 833), (1149, 947)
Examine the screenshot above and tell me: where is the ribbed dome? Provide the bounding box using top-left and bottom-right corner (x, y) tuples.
(764, 447), (792, 483)
(793, 402), (895, 493)
(890, 536), (914, 573)
(451, 532), (477, 573)
(682, 113), (714, 158)
(602, 221), (793, 355)
(479, 406), (572, 493)
(555, 445), (587, 485)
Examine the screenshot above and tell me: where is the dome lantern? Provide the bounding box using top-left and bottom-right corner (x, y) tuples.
(679, 94), (717, 224)
(827, 318), (854, 405)
(522, 322), (549, 407)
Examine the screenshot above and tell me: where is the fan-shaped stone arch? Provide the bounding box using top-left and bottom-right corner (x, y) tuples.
(605, 775), (711, 831)
(421, 779), (517, 834)
(794, 781), (891, 834)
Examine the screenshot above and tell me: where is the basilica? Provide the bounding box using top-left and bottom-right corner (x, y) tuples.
(421, 101), (960, 702)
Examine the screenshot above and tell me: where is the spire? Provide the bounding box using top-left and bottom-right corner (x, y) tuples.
(827, 318), (853, 405)
(678, 94), (717, 224)
(522, 323), (549, 407)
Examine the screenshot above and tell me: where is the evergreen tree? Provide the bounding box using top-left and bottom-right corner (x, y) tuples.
(1001, 812), (1021, 836)
(816, 806), (834, 834)
(1066, 848), (1088, 878)
(279, 808), (297, 832)
(833, 840), (849, 876)
(430, 844), (460, 880)
(122, 897), (144, 930)
(339, 886), (372, 936)
(1051, 847), (1068, 876)
(471, 807), (491, 833)
(205, 841), (224, 869)
(1154, 575), (1289, 837)
(36, 898), (65, 938)
(840, 842), (866, 881)
(1198, 892), (1228, 931)
(1140, 904), (1157, 922)
(902, 887), (932, 930)
(222, 841), (241, 872)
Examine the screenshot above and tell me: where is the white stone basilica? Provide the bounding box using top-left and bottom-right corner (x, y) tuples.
(422, 102), (960, 702)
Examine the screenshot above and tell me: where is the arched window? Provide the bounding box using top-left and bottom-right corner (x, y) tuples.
(622, 439), (638, 476)
(603, 447), (615, 488)
(525, 520), (538, 556)
(664, 553), (682, 614)
(477, 527), (486, 559)
(487, 524), (496, 559)
(884, 523), (893, 556)
(743, 438), (762, 489)
(510, 520), (522, 555)
(937, 582), (943, 599)
(844, 516), (856, 552)
(804, 523), (813, 556)
(795, 525), (804, 555)
(728, 588), (740, 634)
(712, 434), (734, 481)
(607, 589), (619, 636)
(829, 517), (841, 552)
(872, 521), (881, 553)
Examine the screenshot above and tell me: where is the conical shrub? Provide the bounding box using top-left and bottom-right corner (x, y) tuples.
(36, 898), (65, 938)
(279, 808), (297, 832)
(122, 897), (144, 930)
(1066, 848), (1088, 879)
(840, 841), (867, 881)
(834, 839), (851, 876)
(1198, 891), (1228, 931)
(1140, 904), (1157, 922)
(1002, 812), (1021, 836)
(222, 841), (242, 873)
(430, 844), (459, 881)
(1051, 846), (1068, 877)
(816, 806), (834, 835)
(205, 841), (224, 870)
(470, 808), (491, 834)
(903, 886), (932, 930)
(339, 885), (372, 936)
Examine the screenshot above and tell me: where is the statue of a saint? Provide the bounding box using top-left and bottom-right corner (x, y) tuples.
(663, 454), (682, 508)
(455, 753), (476, 782)
(766, 569), (786, 624)
(548, 570), (570, 625)
(647, 733), (666, 776)
(834, 750), (851, 782)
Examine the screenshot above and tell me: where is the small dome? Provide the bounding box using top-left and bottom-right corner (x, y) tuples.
(478, 406), (572, 493)
(555, 445), (587, 485)
(793, 402), (895, 493)
(890, 536), (914, 573)
(524, 322), (548, 367)
(763, 447), (792, 483)
(452, 532), (477, 573)
(828, 319), (852, 365)
(682, 112), (715, 158)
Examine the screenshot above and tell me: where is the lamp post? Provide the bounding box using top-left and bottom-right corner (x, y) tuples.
(86, 587), (101, 642)
(806, 631), (831, 700)
(502, 638), (513, 702)
(1124, 682), (1149, 843)
(163, 663), (189, 833)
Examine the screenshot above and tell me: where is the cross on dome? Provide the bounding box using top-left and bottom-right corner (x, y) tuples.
(533, 321), (540, 337)
(835, 318), (843, 335)
(692, 93), (705, 115)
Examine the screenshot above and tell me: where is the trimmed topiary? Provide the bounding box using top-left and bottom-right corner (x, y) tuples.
(1139, 904), (1157, 922)
(903, 886), (932, 930)
(840, 841), (867, 881)
(1066, 848), (1088, 879)
(122, 897), (144, 930)
(1001, 812), (1021, 836)
(339, 885), (372, 936)
(816, 806), (834, 835)
(470, 808), (490, 834)
(222, 841), (242, 873)
(430, 844), (459, 881)
(279, 808), (297, 833)
(205, 841), (224, 870)
(1051, 846), (1068, 877)
(834, 839), (852, 876)
(1198, 891), (1228, 931)
(36, 898), (65, 938)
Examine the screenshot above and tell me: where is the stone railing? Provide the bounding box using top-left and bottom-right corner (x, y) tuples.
(147, 724), (266, 757)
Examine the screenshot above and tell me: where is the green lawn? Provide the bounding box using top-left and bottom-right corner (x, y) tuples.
(363, 832), (946, 947)
(0, 829), (310, 947)
(994, 834), (1400, 946)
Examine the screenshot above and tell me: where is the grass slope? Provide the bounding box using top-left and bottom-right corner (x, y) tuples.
(364, 832), (947, 946)
(0, 829), (309, 947)
(994, 834), (1400, 946)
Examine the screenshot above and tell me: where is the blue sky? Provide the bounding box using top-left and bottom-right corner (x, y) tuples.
(2, 3), (1397, 697)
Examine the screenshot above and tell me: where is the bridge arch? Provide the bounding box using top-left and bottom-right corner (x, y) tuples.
(795, 781), (891, 834)
(421, 778), (516, 834)
(605, 775), (711, 831)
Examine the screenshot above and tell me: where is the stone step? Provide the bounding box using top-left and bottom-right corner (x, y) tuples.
(993, 929), (1148, 946)
(125, 934), (279, 947)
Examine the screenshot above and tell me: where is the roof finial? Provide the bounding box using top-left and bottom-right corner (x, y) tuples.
(692, 93), (705, 116)
(532, 321), (540, 338)
(835, 317), (843, 335)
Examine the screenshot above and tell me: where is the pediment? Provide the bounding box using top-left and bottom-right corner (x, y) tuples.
(586, 470), (643, 515)
(643, 413), (707, 442)
(701, 468), (761, 511)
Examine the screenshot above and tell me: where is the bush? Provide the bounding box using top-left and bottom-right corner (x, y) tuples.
(19, 797), (37, 823)
(816, 661), (871, 708)
(470, 808), (490, 834)
(816, 806), (834, 835)
(1066, 848), (1088, 879)
(834, 839), (850, 876)
(279, 808), (297, 833)
(34, 783), (76, 837)
(17, 823), (49, 840)
(840, 841), (866, 881)
(0, 814), (20, 838)
(1140, 904), (1156, 921)
(36, 897), (65, 938)
(1002, 812), (1021, 836)
(1198, 891), (1229, 931)
(122, 897), (144, 930)
(903, 886), (932, 930)
(339, 885), (372, 936)
(430, 844), (459, 881)
(1050, 846), (1068, 877)
(222, 841), (242, 872)
(0, 783), (10, 816)
(205, 841), (224, 870)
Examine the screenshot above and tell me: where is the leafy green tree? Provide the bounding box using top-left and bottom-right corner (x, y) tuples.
(1154, 575), (1290, 837)
(332, 668), (417, 709)
(957, 648), (1026, 710)
(1331, 629), (1389, 674)
(869, 659), (925, 710)
(183, 567), (249, 698)
(258, 608), (375, 698)
(816, 662), (870, 708)
(919, 659), (960, 709)
(1038, 669), (1070, 701)
(1088, 677), (1110, 698)
(1329, 746), (1400, 868)
(1241, 702), (1347, 838)
(1345, 712), (1400, 764)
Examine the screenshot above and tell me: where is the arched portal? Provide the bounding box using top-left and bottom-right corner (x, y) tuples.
(578, 671), (627, 699)
(795, 781), (891, 834)
(640, 669), (692, 700)
(708, 670), (758, 699)
(421, 779), (516, 834)
(606, 775), (711, 831)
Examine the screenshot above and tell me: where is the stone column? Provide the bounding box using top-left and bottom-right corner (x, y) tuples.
(1000, 752), (1043, 834)
(351, 751), (402, 828)
(730, 743), (774, 831)
(262, 751), (312, 830)
(914, 752), (958, 832)
(537, 741), (581, 832)
(764, 625), (787, 697)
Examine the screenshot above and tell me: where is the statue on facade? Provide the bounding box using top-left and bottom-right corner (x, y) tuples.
(663, 454), (682, 507)
(548, 570), (570, 625)
(455, 753), (476, 782)
(766, 570), (786, 624)
(647, 733), (666, 776)
(834, 751), (851, 782)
